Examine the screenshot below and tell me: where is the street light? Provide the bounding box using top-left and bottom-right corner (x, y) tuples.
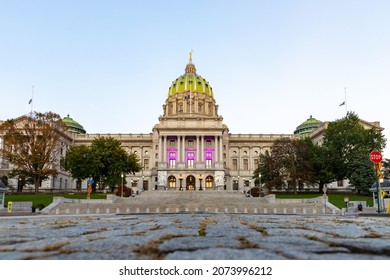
(179, 174), (183, 191)
(249, 179), (252, 197)
(238, 175), (240, 192)
(199, 174), (203, 191)
(121, 173), (124, 197)
(344, 196), (349, 213)
(259, 173), (262, 198)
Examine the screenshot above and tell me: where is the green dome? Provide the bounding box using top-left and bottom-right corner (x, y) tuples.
(294, 115), (322, 135)
(167, 62), (214, 98)
(62, 115), (86, 134)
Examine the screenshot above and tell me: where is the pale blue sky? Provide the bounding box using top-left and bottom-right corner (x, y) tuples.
(1, 0), (389, 157)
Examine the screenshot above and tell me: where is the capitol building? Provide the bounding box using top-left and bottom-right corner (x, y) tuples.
(0, 55), (383, 193)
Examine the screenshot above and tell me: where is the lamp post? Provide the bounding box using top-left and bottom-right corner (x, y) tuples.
(238, 175), (240, 192)
(199, 174), (203, 191)
(121, 173), (124, 197)
(249, 179), (252, 197)
(179, 174), (183, 191)
(344, 196), (349, 213)
(142, 175), (144, 192)
(259, 174), (262, 197)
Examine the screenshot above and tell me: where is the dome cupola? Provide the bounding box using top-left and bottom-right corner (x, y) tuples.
(167, 51), (214, 98)
(62, 115), (86, 134)
(294, 115), (322, 135)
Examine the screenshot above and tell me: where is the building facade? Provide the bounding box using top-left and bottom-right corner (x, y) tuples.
(0, 56), (384, 193)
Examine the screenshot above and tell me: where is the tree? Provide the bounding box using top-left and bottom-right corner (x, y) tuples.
(63, 137), (141, 192)
(254, 150), (283, 192)
(0, 112), (67, 194)
(348, 153), (377, 195)
(302, 138), (334, 193)
(255, 138), (315, 194)
(62, 145), (93, 190)
(322, 112), (386, 191)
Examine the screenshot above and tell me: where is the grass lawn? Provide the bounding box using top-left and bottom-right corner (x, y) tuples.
(4, 193), (107, 210)
(275, 192), (373, 209)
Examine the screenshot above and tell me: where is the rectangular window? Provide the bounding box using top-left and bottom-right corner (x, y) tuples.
(337, 180), (344, 187)
(205, 150), (213, 168)
(206, 140), (212, 146)
(188, 140), (194, 146)
(144, 159), (149, 170)
(243, 159), (249, 170)
(168, 151), (176, 168)
(170, 140), (175, 146)
(187, 151), (195, 168)
(233, 159), (238, 170)
(254, 158), (259, 170)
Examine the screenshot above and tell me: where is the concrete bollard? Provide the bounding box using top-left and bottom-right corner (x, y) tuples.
(96, 208), (100, 214)
(176, 208), (179, 213)
(264, 208), (268, 214)
(156, 208), (159, 213)
(106, 208), (110, 214)
(205, 208), (208, 212)
(273, 208), (277, 214)
(126, 208), (130, 213)
(244, 208), (248, 213)
(66, 209), (70, 214)
(136, 208), (140, 213)
(146, 208), (150, 213)
(116, 208), (120, 214)
(254, 208), (258, 214)
(87, 208), (90, 214)
(283, 208), (287, 214)
(185, 208), (189, 212)
(166, 208), (170, 213)
(215, 208), (218, 213)
(234, 208), (238, 213)
(55, 209), (60, 215)
(225, 208), (229, 213)
(195, 207), (199, 212)
(293, 208), (297, 214)
(76, 208), (80, 214)
(303, 208), (307, 214)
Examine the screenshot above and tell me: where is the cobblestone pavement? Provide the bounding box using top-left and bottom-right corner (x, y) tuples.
(1, 213), (390, 260)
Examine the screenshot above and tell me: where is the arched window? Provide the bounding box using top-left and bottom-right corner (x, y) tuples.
(168, 176), (176, 189)
(205, 176), (213, 188)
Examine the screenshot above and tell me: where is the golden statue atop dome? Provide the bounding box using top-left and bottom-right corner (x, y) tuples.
(189, 50), (193, 63)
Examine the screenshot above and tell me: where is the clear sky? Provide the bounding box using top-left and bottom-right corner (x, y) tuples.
(1, 0), (389, 157)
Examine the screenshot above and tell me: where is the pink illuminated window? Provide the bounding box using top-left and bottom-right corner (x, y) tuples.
(168, 150), (176, 168)
(187, 151), (195, 168)
(205, 150), (213, 168)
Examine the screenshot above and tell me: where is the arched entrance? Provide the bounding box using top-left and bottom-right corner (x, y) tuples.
(205, 175), (214, 189)
(186, 175), (195, 190)
(168, 175), (176, 189)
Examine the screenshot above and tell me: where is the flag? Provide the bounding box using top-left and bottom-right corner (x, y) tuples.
(28, 99), (32, 104)
(339, 101), (345, 106)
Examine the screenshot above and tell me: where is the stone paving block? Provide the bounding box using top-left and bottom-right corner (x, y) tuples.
(165, 248), (287, 260)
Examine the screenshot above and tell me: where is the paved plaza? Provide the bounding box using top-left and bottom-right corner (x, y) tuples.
(1, 213), (390, 260)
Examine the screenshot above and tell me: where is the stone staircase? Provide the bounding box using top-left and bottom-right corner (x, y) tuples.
(43, 190), (336, 215)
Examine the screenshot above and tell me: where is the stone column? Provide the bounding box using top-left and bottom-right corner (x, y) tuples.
(177, 135), (181, 164)
(163, 136), (167, 166)
(201, 135), (204, 162)
(158, 136), (162, 163)
(196, 135), (200, 163)
(219, 135), (223, 163)
(214, 136), (218, 164)
(182, 136), (186, 163)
